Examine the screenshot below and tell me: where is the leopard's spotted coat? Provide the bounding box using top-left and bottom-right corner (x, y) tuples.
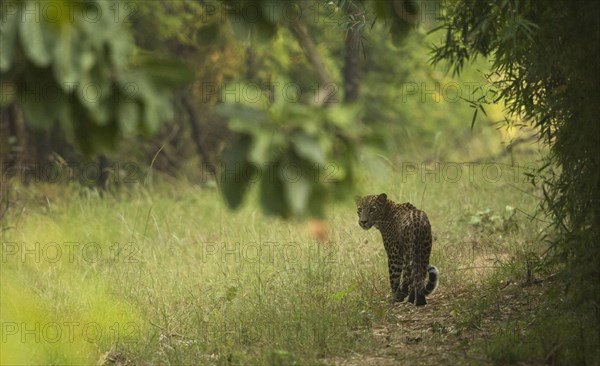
(356, 193), (439, 306)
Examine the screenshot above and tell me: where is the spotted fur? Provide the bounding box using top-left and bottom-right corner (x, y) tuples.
(355, 193), (439, 306)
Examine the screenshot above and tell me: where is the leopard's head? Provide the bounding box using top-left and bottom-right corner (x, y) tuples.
(355, 193), (388, 230)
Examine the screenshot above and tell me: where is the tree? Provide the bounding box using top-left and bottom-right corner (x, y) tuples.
(0, 0), (191, 156)
(430, 0), (600, 361)
(0, 0), (423, 216)
(214, 0), (422, 218)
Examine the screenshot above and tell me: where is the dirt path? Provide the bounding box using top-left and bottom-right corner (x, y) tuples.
(327, 279), (545, 366)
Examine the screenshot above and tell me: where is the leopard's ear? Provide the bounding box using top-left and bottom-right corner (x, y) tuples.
(354, 195), (362, 205)
(377, 193), (388, 202)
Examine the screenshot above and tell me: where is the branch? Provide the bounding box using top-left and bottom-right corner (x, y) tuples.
(287, 20), (337, 106)
(181, 94), (217, 177)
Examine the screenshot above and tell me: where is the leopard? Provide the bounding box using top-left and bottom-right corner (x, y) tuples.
(355, 193), (439, 306)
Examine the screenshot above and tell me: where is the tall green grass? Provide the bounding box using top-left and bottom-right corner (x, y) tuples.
(1, 152), (546, 364)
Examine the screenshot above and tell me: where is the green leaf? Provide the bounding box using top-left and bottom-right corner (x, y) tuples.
(89, 97), (113, 126)
(117, 100), (140, 135)
(19, 3), (53, 67)
(0, 5), (19, 72)
(332, 284), (356, 301)
(151, 92), (174, 124)
(470, 108), (479, 130)
(141, 99), (160, 134)
(292, 134), (326, 165)
(77, 64), (113, 115)
(325, 105), (362, 128)
(80, 49), (96, 72)
(249, 132), (276, 164)
(478, 103), (488, 117)
(282, 160), (313, 216)
(53, 26), (90, 86)
(53, 27), (74, 85)
(216, 103), (268, 128)
(118, 71), (167, 134)
(107, 31), (131, 69)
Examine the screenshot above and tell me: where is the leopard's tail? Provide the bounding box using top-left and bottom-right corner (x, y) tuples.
(423, 265), (439, 295)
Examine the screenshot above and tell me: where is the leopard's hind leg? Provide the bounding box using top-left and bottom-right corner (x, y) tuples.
(398, 255), (412, 302)
(412, 251), (429, 306)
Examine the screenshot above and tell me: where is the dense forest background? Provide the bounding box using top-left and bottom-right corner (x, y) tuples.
(1, 0), (527, 187)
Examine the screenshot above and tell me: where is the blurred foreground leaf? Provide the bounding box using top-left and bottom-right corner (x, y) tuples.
(216, 81), (366, 218)
(1, 0), (192, 156)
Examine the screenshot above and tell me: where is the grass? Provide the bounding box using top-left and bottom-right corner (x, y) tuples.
(1, 151), (549, 365)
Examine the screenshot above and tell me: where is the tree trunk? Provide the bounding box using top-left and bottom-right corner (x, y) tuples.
(287, 20), (337, 105)
(182, 94), (217, 179)
(4, 104), (26, 170)
(97, 154), (109, 191)
(343, 7), (362, 103)
(246, 45), (257, 81)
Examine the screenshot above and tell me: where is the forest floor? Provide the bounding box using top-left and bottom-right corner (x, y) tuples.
(327, 271), (548, 366)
